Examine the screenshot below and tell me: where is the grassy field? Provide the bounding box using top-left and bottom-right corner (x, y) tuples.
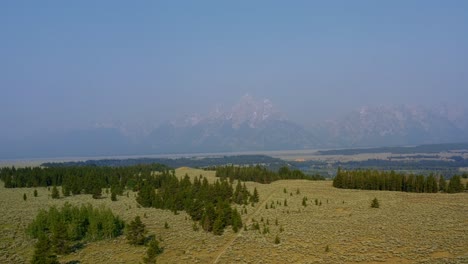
(0, 167), (467, 263)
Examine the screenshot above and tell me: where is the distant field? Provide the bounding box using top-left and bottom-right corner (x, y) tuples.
(0, 167), (467, 263)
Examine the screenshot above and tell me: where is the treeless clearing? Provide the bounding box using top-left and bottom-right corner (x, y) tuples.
(0, 168), (467, 263)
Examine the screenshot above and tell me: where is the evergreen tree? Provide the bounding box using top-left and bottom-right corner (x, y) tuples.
(31, 234), (59, 264)
(231, 208), (242, 233)
(62, 185), (71, 197)
(111, 191), (117, 201)
(447, 175), (464, 193)
(333, 167), (344, 188)
(143, 238), (163, 264)
(438, 176), (446, 192)
(34, 189), (38, 197)
(137, 184), (156, 207)
(23, 193), (27, 201)
(201, 204), (215, 232)
(92, 186), (102, 199)
(212, 215), (224, 235)
(51, 186), (60, 199)
(251, 187), (259, 203)
(126, 216), (146, 245)
(51, 219), (70, 254)
(371, 197), (380, 208)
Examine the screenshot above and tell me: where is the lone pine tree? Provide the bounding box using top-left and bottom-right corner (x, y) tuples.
(51, 186), (60, 199)
(127, 216), (146, 245)
(143, 238), (163, 264)
(371, 197), (380, 208)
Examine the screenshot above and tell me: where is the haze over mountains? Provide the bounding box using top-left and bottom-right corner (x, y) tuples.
(2, 95), (468, 159)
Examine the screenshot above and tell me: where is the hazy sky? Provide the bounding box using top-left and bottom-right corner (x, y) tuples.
(1, 1), (467, 139)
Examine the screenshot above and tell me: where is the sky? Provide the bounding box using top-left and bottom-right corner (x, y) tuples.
(1, 1), (467, 140)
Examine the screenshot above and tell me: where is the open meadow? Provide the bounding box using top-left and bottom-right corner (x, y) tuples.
(0, 167), (467, 263)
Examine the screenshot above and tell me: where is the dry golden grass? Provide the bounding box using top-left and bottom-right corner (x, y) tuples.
(0, 168), (467, 263)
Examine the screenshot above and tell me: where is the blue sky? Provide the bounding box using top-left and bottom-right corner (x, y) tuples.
(1, 1), (467, 139)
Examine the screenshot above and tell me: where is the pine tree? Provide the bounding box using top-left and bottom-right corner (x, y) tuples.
(371, 197), (380, 208)
(447, 175), (464, 193)
(111, 191), (117, 201)
(143, 238), (163, 264)
(126, 216), (146, 245)
(51, 186), (60, 199)
(251, 187), (259, 203)
(212, 215), (224, 235)
(137, 184), (156, 207)
(51, 220), (70, 254)
(231, 208), (242, 233)
(62, 185), (71, 197)
(92, 186), (102, 199)
(34, 189), (38, 197)
(23, 193), (27, 201)
(31, 234), (59, 264)
(438, 176), (446, 192)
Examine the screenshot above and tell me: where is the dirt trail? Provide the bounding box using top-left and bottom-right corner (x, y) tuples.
(213, 187), (277, 263)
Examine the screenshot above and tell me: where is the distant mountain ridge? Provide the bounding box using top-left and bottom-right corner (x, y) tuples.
(1, 97), (468, 159)
(145, 94), (319, 153)
(319, 104), (468, 148)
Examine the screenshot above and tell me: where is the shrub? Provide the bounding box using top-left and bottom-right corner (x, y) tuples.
(274, 234), (280, 244)
(371, 198), (380, 208)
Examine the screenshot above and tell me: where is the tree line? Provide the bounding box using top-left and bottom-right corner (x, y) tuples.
(41, 155), (288, 171)
(215, 165), (324, 184)
(0, 164), (171, 198)
(333, 168), (466, 193)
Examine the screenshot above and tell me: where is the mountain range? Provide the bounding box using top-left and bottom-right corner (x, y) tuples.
(2, 95), (468, 159)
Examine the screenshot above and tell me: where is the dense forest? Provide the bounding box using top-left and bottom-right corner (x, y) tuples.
(215, 165), (324, 184)
(137, 173), (247, 235)
(333, 168), (466, 193)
